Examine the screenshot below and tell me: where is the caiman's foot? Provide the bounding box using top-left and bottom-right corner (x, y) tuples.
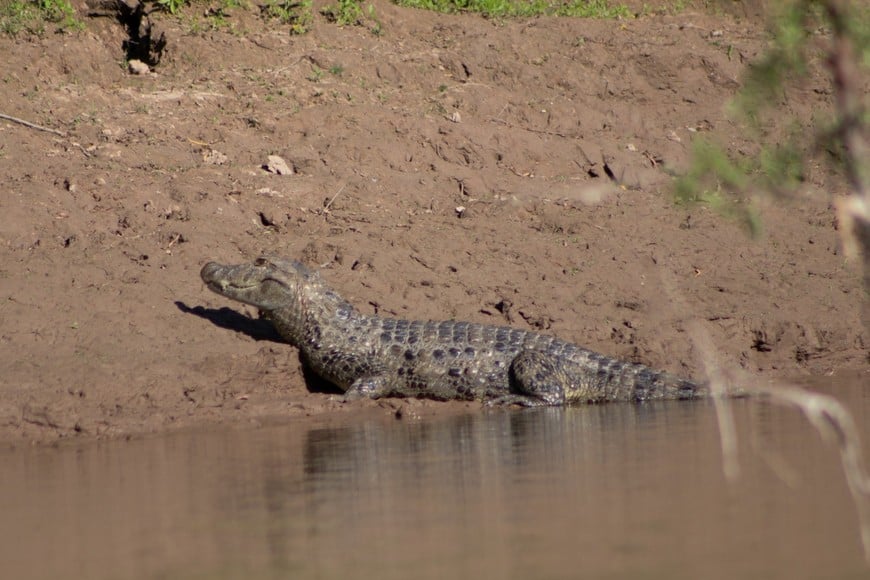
(342, 376), (390, 402)
(485, 394), (552, 407)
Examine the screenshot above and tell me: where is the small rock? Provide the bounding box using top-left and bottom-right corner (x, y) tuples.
(128, 59), (150, 75)
(202, 149), (228, 165)
(263, 154), (295, 175)
(163, 204), (189, 221)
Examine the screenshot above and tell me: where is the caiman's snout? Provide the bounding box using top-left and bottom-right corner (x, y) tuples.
(201, 261), (236, 294)
(200, 262), (223, 284)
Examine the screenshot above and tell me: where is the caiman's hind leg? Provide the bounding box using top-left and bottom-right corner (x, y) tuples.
(488, 350), (573, 407)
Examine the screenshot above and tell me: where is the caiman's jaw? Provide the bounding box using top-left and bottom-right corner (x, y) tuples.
(201, 257), (308, 311)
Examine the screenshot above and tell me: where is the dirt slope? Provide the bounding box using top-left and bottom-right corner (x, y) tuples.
(0, 1), (865, 445)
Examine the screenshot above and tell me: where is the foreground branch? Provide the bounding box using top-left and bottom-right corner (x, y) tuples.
(747, 378), (870, 561)
(821, 0), (870, 333)
(663, 269), (870, 564)
(698, 333), (870, 563)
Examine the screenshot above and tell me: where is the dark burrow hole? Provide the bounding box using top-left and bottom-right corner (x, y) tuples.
(89, 1), (167, 66)
(119, 1), (166, 66)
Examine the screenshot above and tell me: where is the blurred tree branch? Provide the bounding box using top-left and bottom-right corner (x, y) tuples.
(677, 0), (868, 333)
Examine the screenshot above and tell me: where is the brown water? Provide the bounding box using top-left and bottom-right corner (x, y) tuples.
(2, 374), (868, 580)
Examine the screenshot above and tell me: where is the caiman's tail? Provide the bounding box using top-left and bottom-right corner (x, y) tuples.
(597, 359), (709, 402)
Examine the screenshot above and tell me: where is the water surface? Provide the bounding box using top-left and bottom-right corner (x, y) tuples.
(1, 373), (868, 579)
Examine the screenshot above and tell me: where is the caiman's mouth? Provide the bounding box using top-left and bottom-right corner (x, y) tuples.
(205, 279), (258, 293)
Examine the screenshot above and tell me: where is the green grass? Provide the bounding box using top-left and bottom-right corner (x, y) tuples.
(320, 0), (381, 33)
(262, 0), (313, 34)
(0, 0), (83, 35)
(1, 0), (639, 39)
(156, 0), (187, 13)
(392, 0), (632, 19)
(156, 0), (244, 15)
(321, 0), (365, 25)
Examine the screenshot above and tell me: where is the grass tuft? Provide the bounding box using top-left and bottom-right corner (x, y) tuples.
(1, 0), (83, 36)
(392, 0), (632, 19)
(262, 0), (313, 34)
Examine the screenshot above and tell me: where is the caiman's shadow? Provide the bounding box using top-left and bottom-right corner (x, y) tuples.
(176, 301), (340, 394)
(176, 301), (283, 342)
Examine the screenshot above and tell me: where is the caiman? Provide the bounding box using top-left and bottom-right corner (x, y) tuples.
(200, 256), (708, 406)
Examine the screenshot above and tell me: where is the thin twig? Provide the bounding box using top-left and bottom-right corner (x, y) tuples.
(686, 318), (741, 481)
(660, 271), (742, 479)
(0, 113), (66, 137)
(323, 184), (346, 212)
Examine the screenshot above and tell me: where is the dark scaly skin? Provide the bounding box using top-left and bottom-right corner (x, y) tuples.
(200, 256), (709, 406)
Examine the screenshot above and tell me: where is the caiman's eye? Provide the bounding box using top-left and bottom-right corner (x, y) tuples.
(255, 257), (268, 266)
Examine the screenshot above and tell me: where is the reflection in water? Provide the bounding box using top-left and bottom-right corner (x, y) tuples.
(1, 375), (868, 580)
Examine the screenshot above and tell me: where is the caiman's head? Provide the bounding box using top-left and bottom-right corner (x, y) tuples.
(200, 256), (317, 312)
